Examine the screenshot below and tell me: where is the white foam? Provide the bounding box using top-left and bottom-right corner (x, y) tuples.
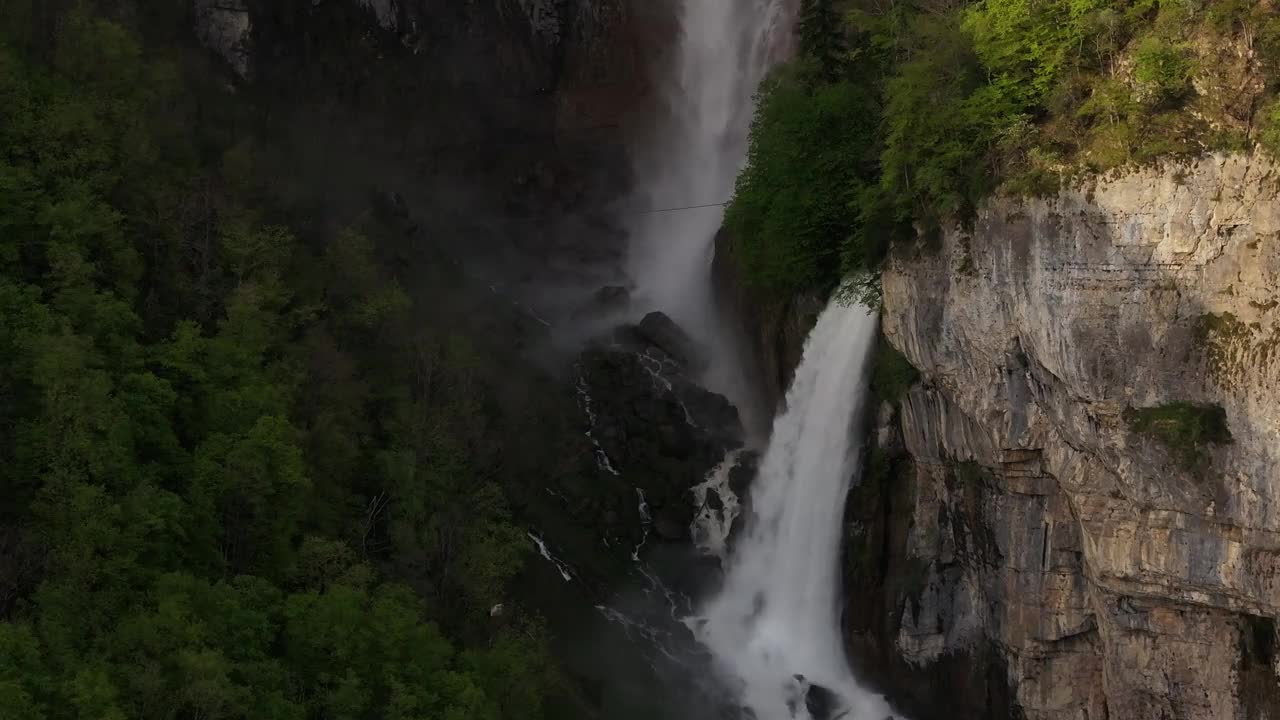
(697, 301), (897, 720)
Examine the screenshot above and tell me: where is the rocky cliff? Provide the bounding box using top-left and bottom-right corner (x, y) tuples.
(191, 0), (672, 299)
(848, 154), (1280, 720)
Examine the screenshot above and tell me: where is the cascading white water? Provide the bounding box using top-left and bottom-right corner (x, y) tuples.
(697, 300), (896, 720)
(624, 2), (897, 715)
(626, 0), (792, 432)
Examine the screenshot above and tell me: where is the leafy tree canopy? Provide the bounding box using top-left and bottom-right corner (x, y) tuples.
(0, 6), (561, 718)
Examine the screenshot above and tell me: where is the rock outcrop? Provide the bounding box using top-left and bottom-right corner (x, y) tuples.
(577, 314), (744, 545)
(852, 154), (1280, 719)
(189, 0), (670, 330)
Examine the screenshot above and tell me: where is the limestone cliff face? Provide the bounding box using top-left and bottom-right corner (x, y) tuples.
(856, 155), (1280, 719)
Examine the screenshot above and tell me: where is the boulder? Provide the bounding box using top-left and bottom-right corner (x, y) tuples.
(637, 311), (708, 371)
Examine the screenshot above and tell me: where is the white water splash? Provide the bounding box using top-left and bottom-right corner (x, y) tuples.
(527, 531), (574, 582)
(696, 301), (897, 720)
(576, 372), (621, 476)
(636, 488), (653, 523)
(626, 0), (794, 434)
(690, 449), (744, 558)
(632, 488), (652, 562)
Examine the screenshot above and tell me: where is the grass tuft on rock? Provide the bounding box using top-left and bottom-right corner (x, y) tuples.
(871, 336), (920, 406)
(1124, 402), (1233, 472)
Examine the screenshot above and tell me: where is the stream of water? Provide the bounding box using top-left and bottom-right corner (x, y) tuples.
(625, 2), (899, 718)
(696, 302), (894, 719)
(626, 0), (793, 435)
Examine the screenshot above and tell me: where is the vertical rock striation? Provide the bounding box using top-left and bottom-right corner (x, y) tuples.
(858, 154), (1280, 719)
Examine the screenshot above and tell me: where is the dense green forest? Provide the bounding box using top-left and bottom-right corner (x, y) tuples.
(0, 6), (566, 718)
(728, 0), (1280, 296)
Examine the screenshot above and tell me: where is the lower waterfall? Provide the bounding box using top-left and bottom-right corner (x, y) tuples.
(695, 299), (896, 720)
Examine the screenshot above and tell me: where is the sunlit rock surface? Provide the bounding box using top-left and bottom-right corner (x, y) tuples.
(866, 154), (1280, 720)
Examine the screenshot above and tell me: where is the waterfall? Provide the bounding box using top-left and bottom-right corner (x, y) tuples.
(697, 300), (896, 720)
(622, 2), (897, 716)
(626, 0), (793, 434)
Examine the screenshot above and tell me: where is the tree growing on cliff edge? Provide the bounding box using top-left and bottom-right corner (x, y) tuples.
(799, 0), (845, 78)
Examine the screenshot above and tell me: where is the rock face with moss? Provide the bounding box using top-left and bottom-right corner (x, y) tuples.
(858, 154), (1280, 719)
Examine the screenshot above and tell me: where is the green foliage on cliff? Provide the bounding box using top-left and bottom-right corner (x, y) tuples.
(0, 7), (559, 719)
(1124, 402), (1233, 471)
(870, 335), (920, 406)
(725, 61), (884, 295)
(728, 0), (1280, 296)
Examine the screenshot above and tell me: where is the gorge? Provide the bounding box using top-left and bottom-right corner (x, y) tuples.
(1, 2), (1278, 720)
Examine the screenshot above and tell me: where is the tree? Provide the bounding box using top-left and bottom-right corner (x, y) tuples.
(799, 0), (845, 78)
(0, 7), (562, 719)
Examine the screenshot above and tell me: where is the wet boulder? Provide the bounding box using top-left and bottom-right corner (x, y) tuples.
(637, 311), (708, 372)
(804, 682), (841, 720)
(575, 312), (744, 553)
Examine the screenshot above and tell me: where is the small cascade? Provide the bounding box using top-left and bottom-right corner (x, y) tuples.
(527, 531), (574, 582)
(632, 488), (652, 561)
(690, 449), (745, 558)
(575, 368), (621, 476)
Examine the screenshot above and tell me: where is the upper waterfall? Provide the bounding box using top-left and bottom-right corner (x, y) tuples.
(625, 0), (793, 434)
(621, 2), (899, 716)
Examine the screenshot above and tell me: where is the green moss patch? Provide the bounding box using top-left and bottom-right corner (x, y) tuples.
(1124, 402), (1233, 472)
(871, 335), (921, 406)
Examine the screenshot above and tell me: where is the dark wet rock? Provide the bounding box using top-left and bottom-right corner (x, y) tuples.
(372, 188), (420, 236)
(593, 285), (631, 309)
(637, 311), (708, 371)
(781, 676), (843, 720)
(804, 682), (840, 720)
(654, 505), (690, 541)
(705, 488), (724, 513)
(728, 451), (759, 498)
(574, 311), (744, 556)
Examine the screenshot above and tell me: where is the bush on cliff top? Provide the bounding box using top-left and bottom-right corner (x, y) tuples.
(728, 0), (1280, 296)
(725, 61), (883, 296)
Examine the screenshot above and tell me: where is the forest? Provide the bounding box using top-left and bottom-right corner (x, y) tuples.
(6, 1), (1275, 718)
(728, 0), (1280, 296)
(0, 5), (567, 718)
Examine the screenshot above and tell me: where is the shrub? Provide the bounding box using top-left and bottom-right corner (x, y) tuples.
(870, 335), (920, 405)
(728, 0), (1279, 297)
(1258, 99), (1280, 157)
(879, 17), (997, 222)
(1124, 402), (1232, 471)
(1131, 37), (1194, 109)
(726, 62), (880, 295)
